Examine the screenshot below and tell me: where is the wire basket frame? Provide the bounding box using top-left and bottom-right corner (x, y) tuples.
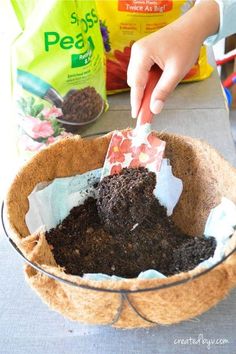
(2, 131), (236, 325)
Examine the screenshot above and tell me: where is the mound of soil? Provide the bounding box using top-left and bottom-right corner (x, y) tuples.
(97, 167), (156, 234)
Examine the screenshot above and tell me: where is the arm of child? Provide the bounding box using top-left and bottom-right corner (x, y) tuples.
(127, 0), (234, 118)
(199, 0), (236, 45)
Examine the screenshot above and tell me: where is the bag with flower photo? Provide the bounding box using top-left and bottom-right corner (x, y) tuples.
(11, 0), (106, 160)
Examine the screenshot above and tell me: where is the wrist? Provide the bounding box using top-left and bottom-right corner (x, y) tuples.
(192, 0), (220, 41)
(170, 0), (220, 44)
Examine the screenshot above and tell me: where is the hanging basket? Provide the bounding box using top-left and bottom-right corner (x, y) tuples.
(4, 131), (236, 328)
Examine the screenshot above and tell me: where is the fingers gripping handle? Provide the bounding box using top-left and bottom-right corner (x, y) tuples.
(136, 65), (162, 127)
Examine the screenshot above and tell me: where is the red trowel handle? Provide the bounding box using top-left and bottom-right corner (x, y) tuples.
(136, 65), (162, 127)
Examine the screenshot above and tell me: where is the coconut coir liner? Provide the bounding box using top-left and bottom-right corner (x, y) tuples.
(5, 132), (236, 328)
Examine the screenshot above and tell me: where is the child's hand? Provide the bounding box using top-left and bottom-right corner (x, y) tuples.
(127, 25), (203, 117)
(127, 0), (220, 118)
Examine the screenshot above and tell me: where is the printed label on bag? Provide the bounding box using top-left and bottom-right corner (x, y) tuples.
(118, 0), (173, 13)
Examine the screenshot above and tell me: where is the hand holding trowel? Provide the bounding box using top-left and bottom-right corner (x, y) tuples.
(102, 65), (166, 178)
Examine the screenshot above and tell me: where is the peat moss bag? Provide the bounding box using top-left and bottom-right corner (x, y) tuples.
(96, 0), (213, 93)
(6, 132), (236, 328)
(11, 0), (106, 160)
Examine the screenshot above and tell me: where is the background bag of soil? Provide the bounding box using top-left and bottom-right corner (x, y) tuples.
(96, 0), (213, 93)
(11, 0), (107, 160)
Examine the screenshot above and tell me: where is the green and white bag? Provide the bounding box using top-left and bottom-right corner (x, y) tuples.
(11, 0), (107, 159)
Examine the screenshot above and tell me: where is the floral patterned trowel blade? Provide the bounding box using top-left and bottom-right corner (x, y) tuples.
(102, 66), (166, 178)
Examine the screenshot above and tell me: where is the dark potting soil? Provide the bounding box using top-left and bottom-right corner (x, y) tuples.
(61, 87), (103, 123)
(97, 167), (157, 234)
(45, 168), (216, 278)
